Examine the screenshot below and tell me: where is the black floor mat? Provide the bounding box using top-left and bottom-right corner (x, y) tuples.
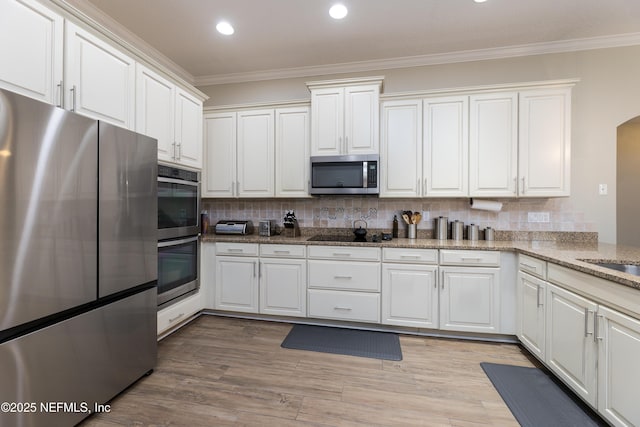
(481, 362), (606, 427)
(281, 324), (402, 361)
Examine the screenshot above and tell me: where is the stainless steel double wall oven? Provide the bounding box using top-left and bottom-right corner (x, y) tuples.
(157, 165), (200, 308)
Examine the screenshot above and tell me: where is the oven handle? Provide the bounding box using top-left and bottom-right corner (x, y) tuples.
(158, 176), (200, 187)
(158, 235), (199, 248)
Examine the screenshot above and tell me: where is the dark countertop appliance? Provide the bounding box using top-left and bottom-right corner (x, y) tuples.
(0, 89), (157, 427)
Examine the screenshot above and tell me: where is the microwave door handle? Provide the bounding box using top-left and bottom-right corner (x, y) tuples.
(363, 161), (368, 188)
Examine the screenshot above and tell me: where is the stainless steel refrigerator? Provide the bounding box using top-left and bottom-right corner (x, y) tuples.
(0, 89), (157, 426)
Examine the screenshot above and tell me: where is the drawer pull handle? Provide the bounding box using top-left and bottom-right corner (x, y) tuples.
(521, 263), (537, 270)
(334, 306), (352, 311)
(584, 308), (594, 337)
(169, 313), (185, 323)
(400, 255), (421, 259)
(461, 257), (483, 261)
(334, 275), (353, 280)
(333, 252), (352, 257)
(274, 250), (291, 254)
(227, 248), (244, 252)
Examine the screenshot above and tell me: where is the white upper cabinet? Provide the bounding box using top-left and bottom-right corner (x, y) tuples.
(519, 87), (571, 197)
(423, 96), (469, 197)
(65, 22), (135, 129)
(0, 0), (63, 105)
(136, 65), (203, 169)
(237, 109), (275, 197)
(174, 88), (203, 169)
(380, 99), (423, 197)
(469, 92), (518, 197)
(202, 112), (237, 198)
(275, 106), (310, 197)
(136, 65), (175, 162)
(308, 77), (382, 156)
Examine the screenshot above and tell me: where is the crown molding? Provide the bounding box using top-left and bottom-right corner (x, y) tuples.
(49, 0), (208, 100)
(194, 32), (640, 87)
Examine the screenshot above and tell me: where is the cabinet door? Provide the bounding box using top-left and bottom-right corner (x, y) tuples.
(597, 306), (640, 427)
(175, 88), (203, 169)
(380, 99), (422, 197)
(0, 0), (63, 105)
(440, 267), (500, 333)
(423, 96), (469, 197)
(275, 106), (310, 197)
(310, 87), (344, 155)
(469, 92), (518, 197)
(344, 85), (379, 154)
(65, 22), (135, 129)
(259, 259), (307, 317)
(519, 88), (571, 197)
(382, 264), (438, 328)
(135, 64), (175, 163)
(545, 283), (597, 406)
(237, 109), (274, 197)
(202, 112), (236, 197)
(517, 271), (546, 360)
(214, 257), (258, 313)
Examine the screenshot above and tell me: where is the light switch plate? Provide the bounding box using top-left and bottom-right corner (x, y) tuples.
(599, 184), (608, 195)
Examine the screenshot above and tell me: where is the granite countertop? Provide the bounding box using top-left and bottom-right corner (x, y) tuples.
(201, 234), (640, 291)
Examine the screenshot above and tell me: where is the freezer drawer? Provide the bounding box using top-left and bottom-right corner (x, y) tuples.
(0, 288), (157, 427)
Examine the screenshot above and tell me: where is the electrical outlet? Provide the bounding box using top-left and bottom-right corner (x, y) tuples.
(528, 212), (550, 223)
(599, 184), (608, 195)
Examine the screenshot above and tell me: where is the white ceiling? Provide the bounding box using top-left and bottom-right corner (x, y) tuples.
(84, 0), (640, 85)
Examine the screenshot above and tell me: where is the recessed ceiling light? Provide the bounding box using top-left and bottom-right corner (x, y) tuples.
(216, 21), (234, 35)
(474, 0), (488, 3)
(329, 4), (348, 19)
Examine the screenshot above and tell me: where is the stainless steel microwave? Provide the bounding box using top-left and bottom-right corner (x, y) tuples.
(310, 154), (379, 195)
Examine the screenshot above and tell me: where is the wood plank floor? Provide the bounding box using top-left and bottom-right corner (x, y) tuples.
(81, 315), (538, 426)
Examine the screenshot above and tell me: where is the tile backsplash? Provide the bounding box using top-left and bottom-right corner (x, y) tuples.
(202, 196), (596, 233)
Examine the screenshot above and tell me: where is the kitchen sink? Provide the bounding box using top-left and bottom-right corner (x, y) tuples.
(581, 260), (640, 276)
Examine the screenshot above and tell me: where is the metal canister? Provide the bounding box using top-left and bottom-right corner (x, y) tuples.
(451, 220), (464, 241)
(435, 216), (448, 240)
(484, 227), (495, 241)
(467, 223), (479, 241)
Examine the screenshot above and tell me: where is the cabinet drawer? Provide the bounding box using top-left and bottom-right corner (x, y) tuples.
(157, 291), (202, 335)
(308, 260), (380, 292)
(308, 289), (380, 323)
(439, 250), (500, 266)
(216, 242), (259, 256)
(260, 244), (306, 258)
(519, 254), (547, 279)
(308, 245), (381, 261)
(382, 248), (438, 264)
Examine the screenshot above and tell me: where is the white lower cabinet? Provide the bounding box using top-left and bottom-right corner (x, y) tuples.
(440, 267), (500, 333)
(259, 245), (307, 317)
(517, 271), (546, 360)
(382, 264), (438, 328)
(517, 258), (640, 426)
(545, 283), (598, 407)
(381, 248), (439, 328)
(307, 246), (381, 323)
(214, 243), (259, 313)
(439, 250), (501, 334)
(597, 306), (640, 427)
